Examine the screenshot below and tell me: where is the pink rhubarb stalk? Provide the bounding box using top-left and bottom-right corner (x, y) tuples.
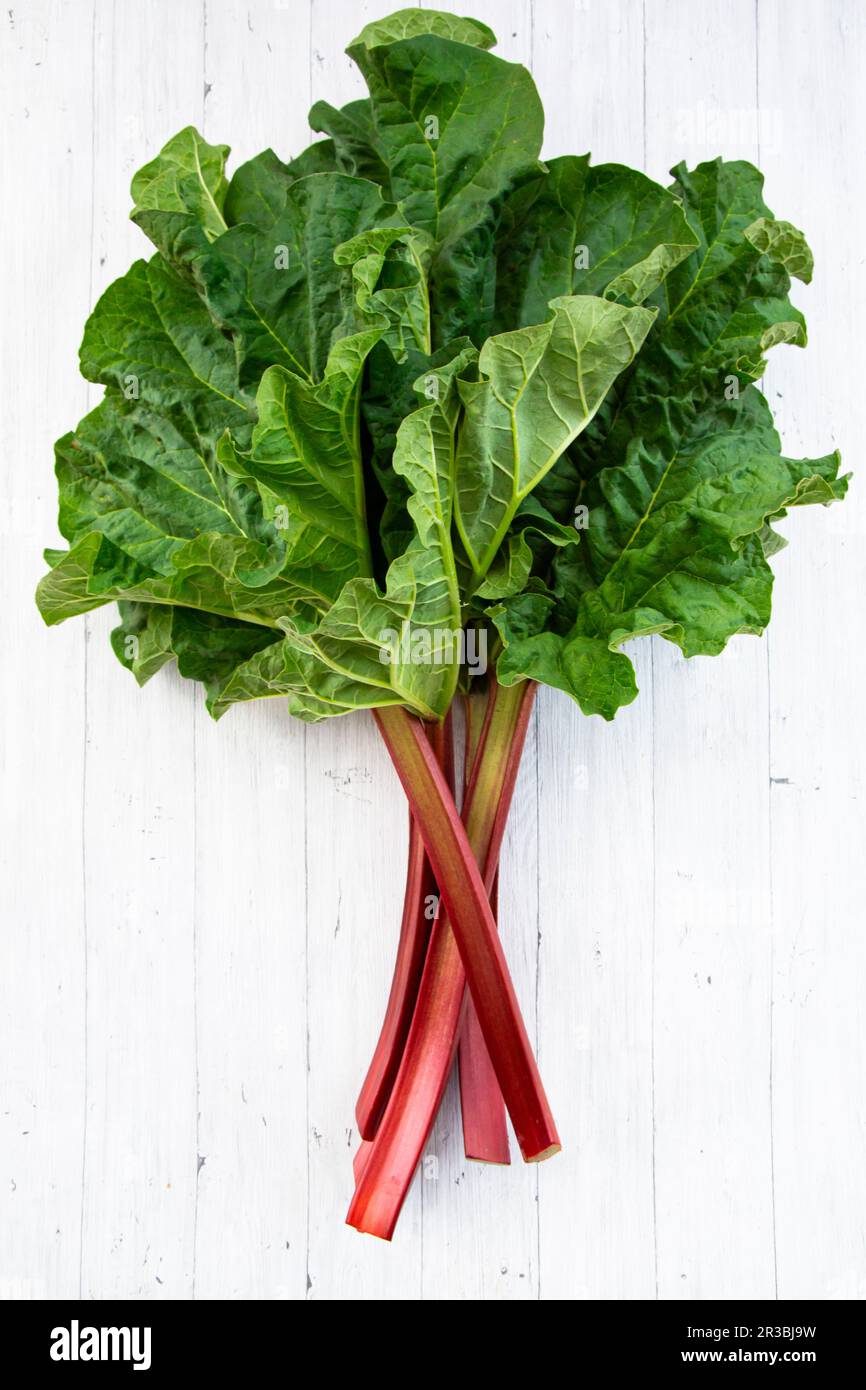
(354, 722), (447, 1140)
(458, 872), (510, 1163)
(457, 683), (510, 1163)
(347, 680), (553, 1240)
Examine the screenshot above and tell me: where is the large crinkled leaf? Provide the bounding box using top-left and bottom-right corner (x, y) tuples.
(50, 248), (268, 571)
(57, 254), (265, 573)
(36, 529), (311, 630)
(217, 327), (384, 609)
(492, 155), (699, 330)
(539, 158), (818, 516)
(37, 223), (400, 641)
(335, 225), (433, 361)
(362, 335), (476, 562)
(111, 601), (278, 697)
(186, 174), (405, 385)
(53, 398), (264, 577)
(129, 126), (407, 386)
(308, 100), (391, 187)
(454, 295), (656, 583)
(637, 158), (811, 392)
(211, 350), (474, 720)
(310, 18), (547, 358)
(492, 157), (846, 718)
(494, 389), (848, 718)
(339, 32), (543, 247)
(310, 8), (499, 188)
(130, 126), (229, 266)
(223, 142), (338, 229)
(80, 254), (249, 413)
(37, 149), (441, 701)
(551, 387), (781, 612)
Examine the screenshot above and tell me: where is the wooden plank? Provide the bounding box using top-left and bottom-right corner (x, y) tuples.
(303, 0), (422, 1299)
(644, 0), (775, 1300)
(77, 0), (205, 1299)
(532, 0), (656, 1301)
(192, 701), (308, 1299)
(758, 0), (866, 1301)
(0, 0), (92, 1301)
(190, 0), (313, 1304)
(417, 0), (540, 1302)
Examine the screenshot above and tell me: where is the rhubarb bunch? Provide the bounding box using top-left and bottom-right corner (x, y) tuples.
(37, 9), (847, 1240)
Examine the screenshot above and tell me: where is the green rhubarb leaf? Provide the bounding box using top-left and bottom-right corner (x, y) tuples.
(310, 4), (502, 188)
(308, 100), (391, 186)
(639, 159), (810, 390)
(311, 19), (545, 356)
(335, 225), (433, 360)
(454, 295), (655, 584)
(52, 250), (267, 579)
(343, 31), (543, 247)
(542, 158), (819, 515)
(495, 618), (641, 720)
(495, 388), (848, 718)
(37, 154), (440, 702)
(36, 528), (310, 631)
(211, 347), (475, 720)
(131, 126), (229, 265)
(111, 600), (278, 698)
(189, 173), (405, 385)
(362, 335), (477, 562)
(349, 9), (497, 52)
(79, 254), (248, 416)
(53, 400), (263, 579)
(131, 130), (407, 385)
(222, 141), (340, 229)
(493, 155), (699, 329)
(217, 327), (385, 609)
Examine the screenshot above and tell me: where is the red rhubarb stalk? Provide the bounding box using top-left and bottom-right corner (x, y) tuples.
(458, 872), (510, 1163)
(458, 684), (510, 1164)
(347, 679), (551, 1240)
(372, 694), (555, 1162)
(355, 721), (448, 1140)
(348, 914), (467, 1239)
(353, 1139), (373, 1187)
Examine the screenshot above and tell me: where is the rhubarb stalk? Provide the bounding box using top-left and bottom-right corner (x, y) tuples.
(457, 872), (510, 1163)
(457, 684), (510, 1164)
(355, 722), (448, 1139)
(348, 679), (551, 1240)
(372, 695), (556, 1161)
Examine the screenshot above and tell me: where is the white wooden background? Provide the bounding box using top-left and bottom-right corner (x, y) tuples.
(1, 0), (863, 1302)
